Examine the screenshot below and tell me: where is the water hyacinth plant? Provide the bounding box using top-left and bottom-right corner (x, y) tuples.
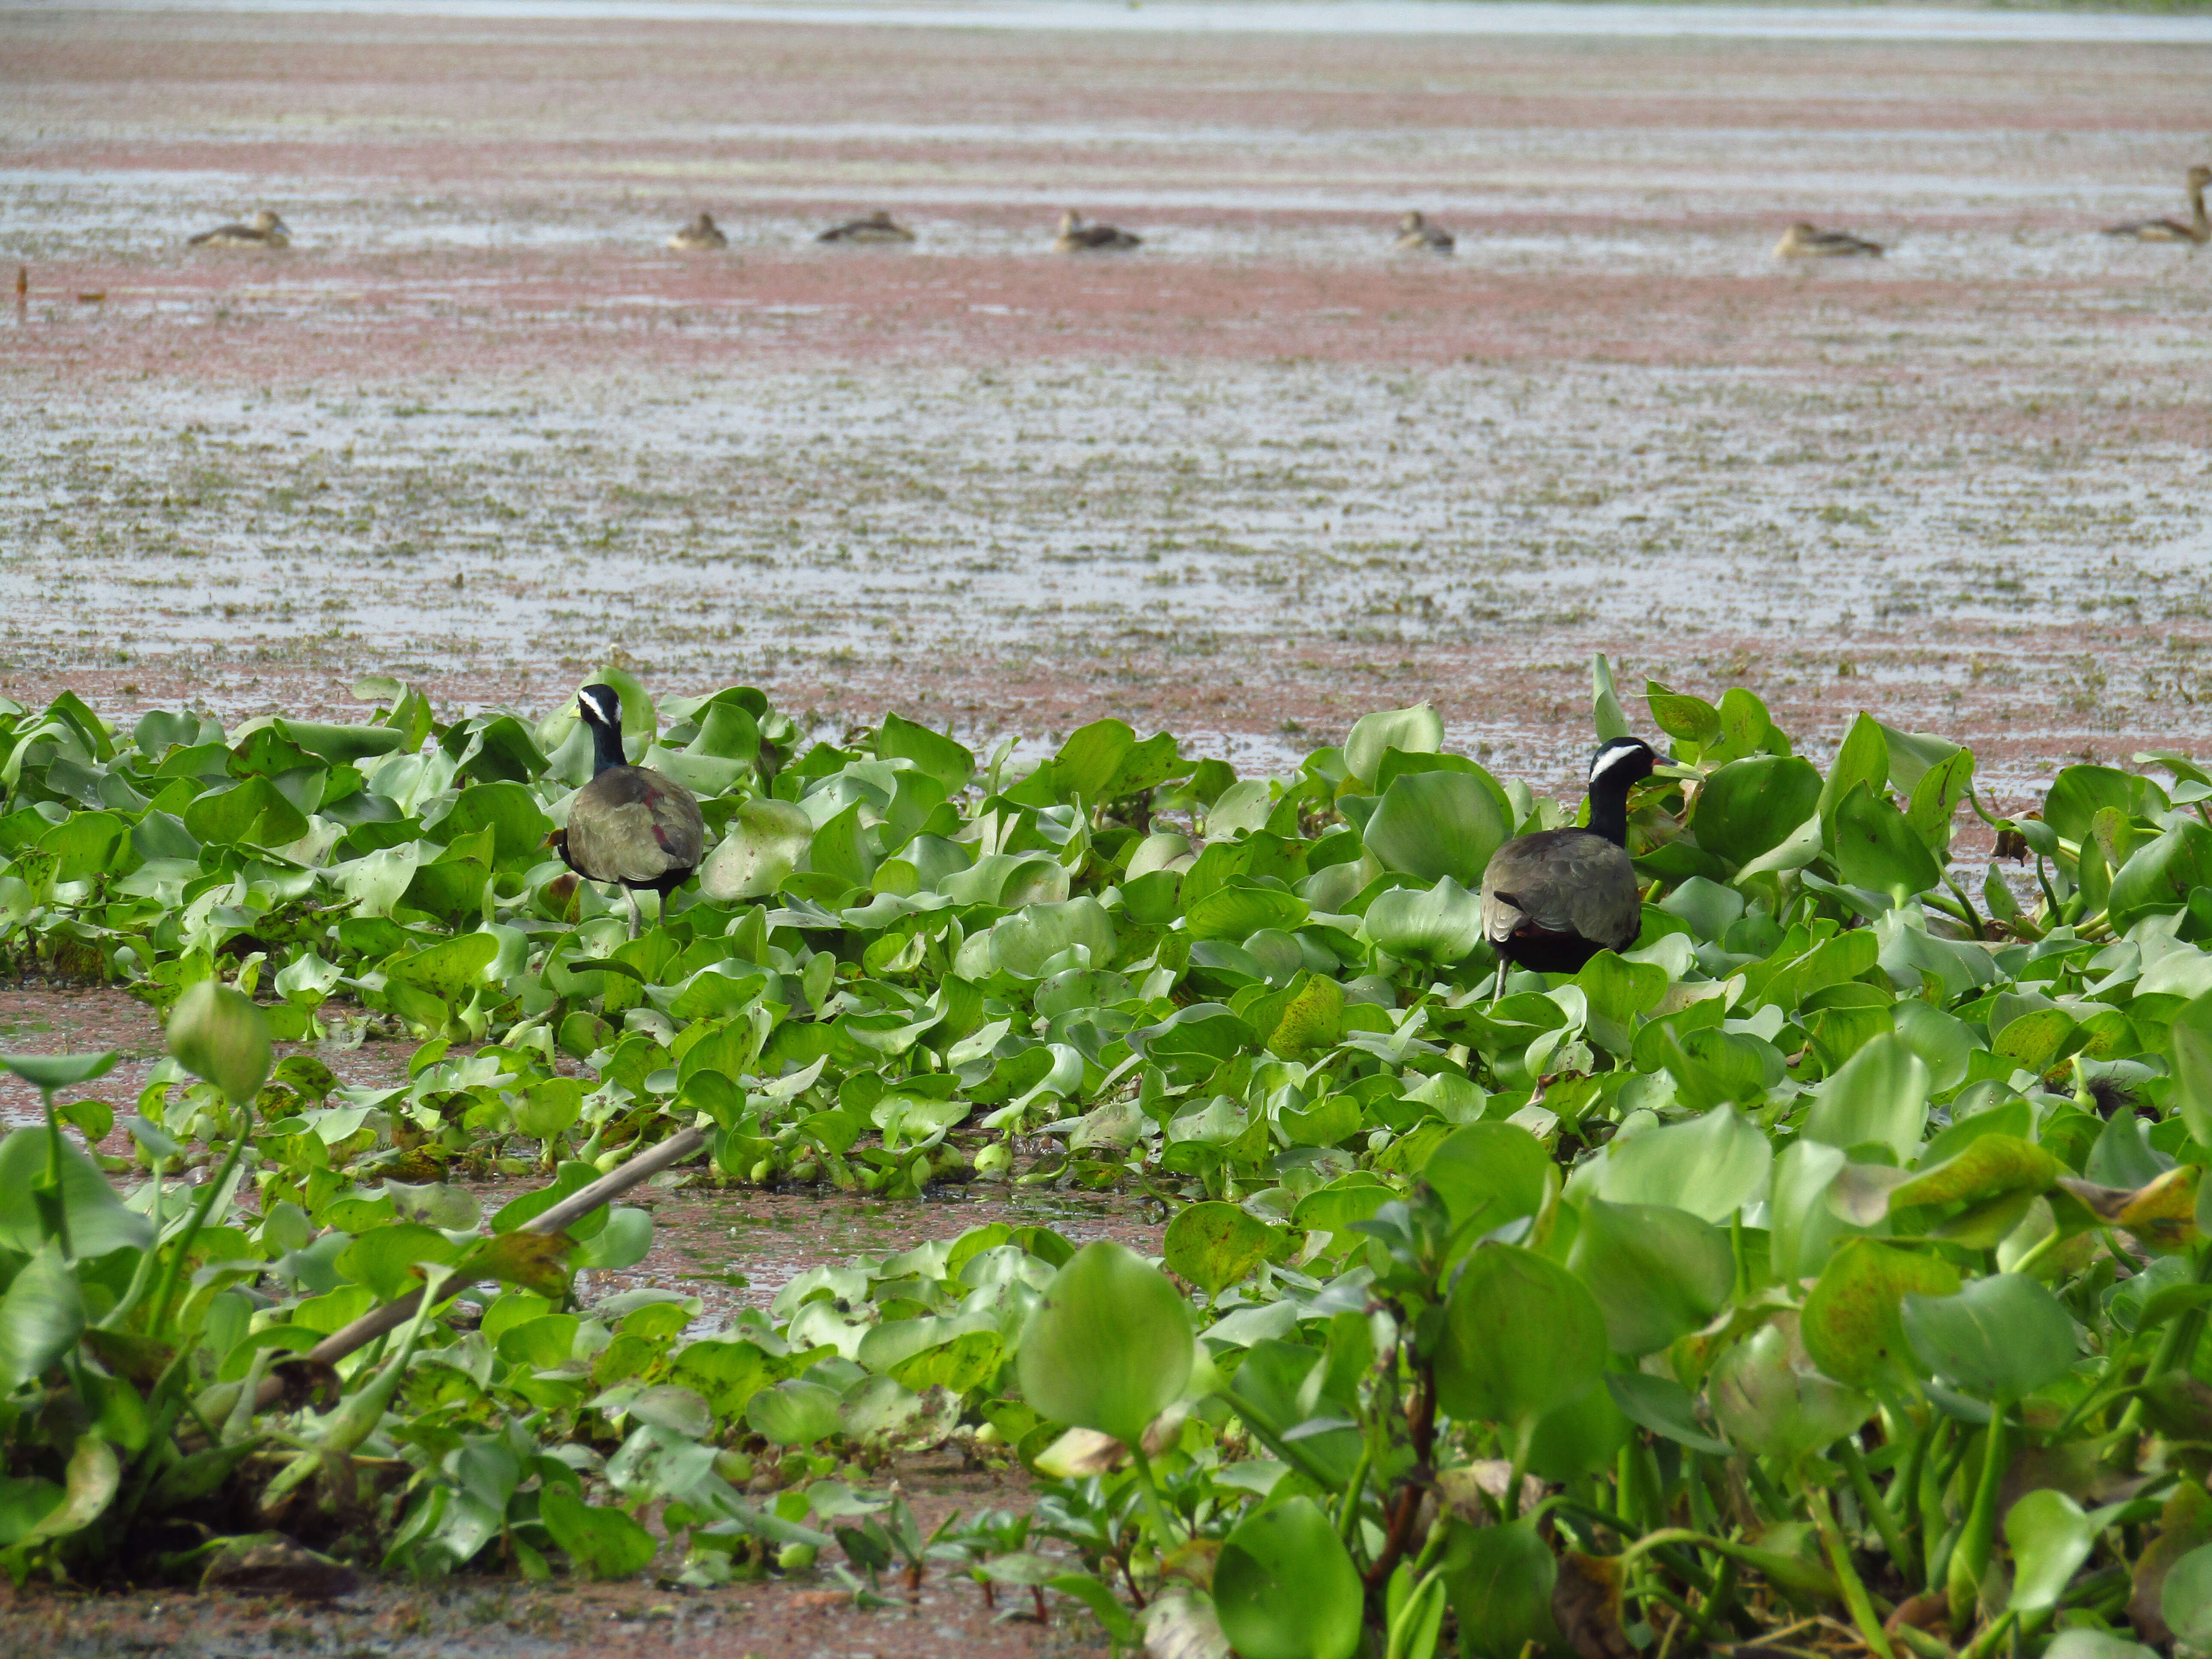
(4, 656), (2212, 1654)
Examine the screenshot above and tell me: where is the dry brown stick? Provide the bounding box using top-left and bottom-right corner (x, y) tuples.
(242, 1125), (707, 1416)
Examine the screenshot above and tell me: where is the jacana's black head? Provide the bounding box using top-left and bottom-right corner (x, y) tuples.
(577, 684), (627, 773)
(1585, 735), (1659, 847)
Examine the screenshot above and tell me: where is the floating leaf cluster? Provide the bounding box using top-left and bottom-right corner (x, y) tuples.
(7, 659), (2212, 1657)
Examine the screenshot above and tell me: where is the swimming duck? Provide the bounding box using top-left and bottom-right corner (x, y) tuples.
(1774, 222), (1883, 260)
(1055, 210), (1141, 252)
(668, 213), (728, 250)
(1395, 211), (1454, 253)
(818, 210), (915, 244)
(2103, 164), (2212, 245)
(188, 210), (291, 249)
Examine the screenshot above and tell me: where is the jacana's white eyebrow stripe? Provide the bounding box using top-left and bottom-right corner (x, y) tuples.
(1589, 740), (1648, 782)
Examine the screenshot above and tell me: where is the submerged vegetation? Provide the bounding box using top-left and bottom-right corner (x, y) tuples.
(9, 658), (2212, 1656)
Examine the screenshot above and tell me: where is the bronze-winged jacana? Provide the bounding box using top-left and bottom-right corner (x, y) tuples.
(1479, 735), (1671, 1000)
(553, 684), (705, 939)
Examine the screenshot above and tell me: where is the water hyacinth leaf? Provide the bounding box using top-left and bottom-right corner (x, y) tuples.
(167, 980), (272, 1105)
(2163, 1545), (2212, 1651)
(1887, 1134), (2060, 1242)
(1364, 769), (1511, 887)
(1018, 1242), (1192, 1443)
(1605, 1371), (1731, 1455)
(2007, 1489), (2099, 1615)
(1832, 780), (1943, 899)
(992, 898), (1117, 979)
(0, 1130), (155, 1257)
(1646, 681), (1721, 747)
(0, 1050), (116, 1091)
(1565, 1199), (1734, 1358)
(1164, 1202), (1276, 1299)
(1443, 1515), (1560, 1659)
(747, 1380), (845, 1446)
(1582, 1105), (1771, 1224)
(13, 1435), (118, 1551)
(1525, 1367), (1634, 1482)
(1343, 704), (1443, 790)
(1424, 1123), (1550, 1233)
(0, 1244), (85, 1390)
(2044, 1637), (2157, 1659)
(1184, 883), (1308, 941)
(384, 933), (501, 1001)
(876, 711), (974, 792)
(1817, 713), (1890, 827)
(1900, 1274), (2079, 1400)
(2170, 990), (2212, 1148)
(1690, 755), (1824, 870)
(1801, 1033), (1930, 1164)
(1361, 877), (1484, 962)
(1591, 653), (1631, 743)
(1708, 1320), (1870, 1465)
(1212, 1496), (1364, 1659)
(1799, 1238), (1962, 1393)
(1436, 1245), (1607, 1434)
(2109, 822), (2212, 933)
(539, 1486), (659, 1580)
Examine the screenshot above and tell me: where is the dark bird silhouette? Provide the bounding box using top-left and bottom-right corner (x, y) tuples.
(1480, 736), (1664, 999)
(189, 209), (291, 248)
(551, 684), (705, 938)
(1055, 210), (1141, 251)
(818, 210), (916, 243)
(2103, 164), (2211, 245)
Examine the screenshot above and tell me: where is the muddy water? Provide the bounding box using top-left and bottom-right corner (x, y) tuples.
(5, 8), (2212, 796)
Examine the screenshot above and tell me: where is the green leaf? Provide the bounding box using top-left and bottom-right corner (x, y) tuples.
(992, 898), (1117, 979)
(1708, 1320), (1870, 1465)
(1690, 756), (1823, 870)
(1361, 877), (1484, 962)
(2169, 990), (2212, 1148)
(1263, 972), (1343, 1060)
(1441, 1516), (1559, 1659)
(2163, 1544), (2212, 1651)
(1818, 713), (1890, 828)
(1017, 1242), (1192, 1443)
(1213, 1496), (1364, 1659)
(1604, 1371), (1731, 1455)
(538, 1486), (659, 1580)
(747, 1379), (845, 1446)
(0, 1243), (85, 1389)
(13, 1434), (118, 1550)
(1343, 705), (1443, 790)
(1832, 781), (1942, 899)
(1163, 1204), (1276, 1299)
(1185, 883), (1309, 941)
(1799, 1239), (1961, 1393)
(1364, 769), (1511, 888)
(698, 797), (814, 902)
(182, 774), (310, 849)
(877, 712), (974, 792)
(1800, 1033), (1929, 1164)
(1581, 1106), (1771, 1224)
(167, 980), (272, 1105)
(1424, 1124), (1550, 1233)
(0, 1051), (116, 1090)
(385, 933), (501, 1000)
(1900, 1273), (2079, 1401)
(1436, 1245), (1607, 1434)
(2110, 822), (2212, 931)
(0, 1129), (155, 1256)
(2005, 1489), (2097, 1615)
(1565, 1199), (1733, 1358)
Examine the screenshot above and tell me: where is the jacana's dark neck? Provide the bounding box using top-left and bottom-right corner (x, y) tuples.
(588, 722), (628, 775)
(1586, 781), (1632, 849)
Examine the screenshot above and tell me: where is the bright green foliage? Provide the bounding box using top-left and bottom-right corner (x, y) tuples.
(8, 668), (2212, 1651)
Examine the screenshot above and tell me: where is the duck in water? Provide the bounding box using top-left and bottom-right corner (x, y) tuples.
(1395, 211), (1454, 253)
(1773, 222), (1883, 259)
(818, 210), (915, 243)
(2103, 164), (2211, 245)
(188, 210), (291, 249)
(1055, 210), (1141, 252)
(668, 213), (728, 250)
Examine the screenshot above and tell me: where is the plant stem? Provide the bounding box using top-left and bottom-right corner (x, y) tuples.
(1838, 1436), (1913, 1592)
(41, 1088), (72, 1258)
(1337, 1438), (1374, 1546)
(1126, 1444), (1183, 1550)
(1948, 1404), (2009, 1634)
(1805, 1483), (1897, 1659)
(143, 1105), (255, 1336)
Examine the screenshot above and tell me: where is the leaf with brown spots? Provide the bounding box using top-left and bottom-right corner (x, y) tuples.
(1551, 1550), (1638, 1659)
